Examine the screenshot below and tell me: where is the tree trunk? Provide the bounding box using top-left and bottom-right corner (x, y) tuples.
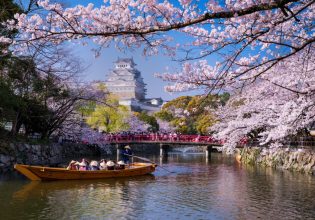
(11, 111), (22, 136)
(41, 130), (49, 140)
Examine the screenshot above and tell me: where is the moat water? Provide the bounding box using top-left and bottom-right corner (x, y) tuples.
(0, 153), (314, 220)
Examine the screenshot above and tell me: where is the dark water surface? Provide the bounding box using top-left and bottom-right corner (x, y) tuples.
(0, 153), (314, 220)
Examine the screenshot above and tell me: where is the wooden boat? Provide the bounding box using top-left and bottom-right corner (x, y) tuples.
(14, 163), (157, 181)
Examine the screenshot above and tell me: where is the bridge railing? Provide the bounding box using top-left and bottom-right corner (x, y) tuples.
(81, 134), (315, 149)
(83, 134), (221, 144)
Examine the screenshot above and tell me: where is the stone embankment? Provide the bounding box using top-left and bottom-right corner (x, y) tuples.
(0, 142), (102, 173)
(238, 147), (315, 174)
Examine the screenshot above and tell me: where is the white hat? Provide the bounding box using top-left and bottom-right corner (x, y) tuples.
(90, 160), (98, 167)
(106, 161), (115, 167)
(79, 162), (87, 167)
(70, 160), (77, 164)
(124, 145), (131, 149)
(117, 161), (125, 165)
(100, 161), (106, 167)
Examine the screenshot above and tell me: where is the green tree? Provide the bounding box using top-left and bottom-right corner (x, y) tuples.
(85, 95), (130, 133)
(0, 0), (23, 132)
(136, 112), (159, 132)
(153, 110), (173, 122)
(0, 1), (85, 139)
(163, 96), (192, 110)
(155, 94), (229, 134)
(0, 0), (22, 52)
(196, 114), (216, 135)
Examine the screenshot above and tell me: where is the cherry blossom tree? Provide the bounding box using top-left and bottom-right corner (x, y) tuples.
(1, 0), (312, 87)
(157, 119), (176, 133)
(80, 126), (105, 143)
(1, 0), (314, 149)
(212, 49), (315, 150)
(124, 114), (150, 132)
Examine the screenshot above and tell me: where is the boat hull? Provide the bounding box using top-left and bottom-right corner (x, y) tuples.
(14, 163), (156, 181)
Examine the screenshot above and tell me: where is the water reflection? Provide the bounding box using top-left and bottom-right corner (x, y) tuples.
(0, 153), (314, 220)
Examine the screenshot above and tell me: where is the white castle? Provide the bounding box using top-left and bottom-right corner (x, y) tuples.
(104, 58), (163, 112)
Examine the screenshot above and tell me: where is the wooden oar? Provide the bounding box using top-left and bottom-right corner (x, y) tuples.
(124, 154), (175, 173)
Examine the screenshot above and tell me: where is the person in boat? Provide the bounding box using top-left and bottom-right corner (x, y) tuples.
(106, 161), (115, 170)
(74, 161), (80, 169)
(81, 158), (90, 170)
(122, 145), (133, 164)
(99, 159), (107, 170)
(90, 160), (100, 170)
(116, 161), (125, 170)
(66, 160), (78, 170)
(78, 161), (88, 171)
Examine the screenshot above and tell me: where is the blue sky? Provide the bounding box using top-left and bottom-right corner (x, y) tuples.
(19, 0), (217, 100)
(55, 0), (208, 101)
(19, 0), (293, 100)
(72, 43), (205, 101)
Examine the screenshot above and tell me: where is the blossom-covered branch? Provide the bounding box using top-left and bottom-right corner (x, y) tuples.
(1, 0), (313, 91)
(212, 49), (315, 150)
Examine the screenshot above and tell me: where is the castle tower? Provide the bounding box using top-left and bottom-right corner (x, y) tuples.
(105, 58), (146, 100)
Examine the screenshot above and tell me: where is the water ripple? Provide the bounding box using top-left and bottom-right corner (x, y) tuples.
(1, 154), (315, 220)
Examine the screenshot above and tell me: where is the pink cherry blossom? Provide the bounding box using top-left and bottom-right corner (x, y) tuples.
(1, 0), (314, 151)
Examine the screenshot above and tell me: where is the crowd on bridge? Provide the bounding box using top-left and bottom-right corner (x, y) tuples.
(81, 131), (222, 145)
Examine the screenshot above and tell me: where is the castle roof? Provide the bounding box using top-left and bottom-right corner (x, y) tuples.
(114, 57), (136, 65)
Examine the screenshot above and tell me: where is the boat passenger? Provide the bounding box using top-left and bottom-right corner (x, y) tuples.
(99, 159), (107, 170)
(81, 158), (90, 170)
(66, 160), (78, 170)
(74, 161), (80, 169)
(90, 160), (99, 170)
(78, 161), (88, 171)
(122, 145), (133, 164)
(106, 161), (115, 170)
(116, 161), (125, 170)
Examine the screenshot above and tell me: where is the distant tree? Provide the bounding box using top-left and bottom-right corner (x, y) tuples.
(154, 110), (173, 122)
(124, 114), (150, 132)
(196, 114), (216, 135)
(155, 94), (228, 134)
(136, 112), (159, 132)
(85, 95), (130, 133)
(157, 119), (175, 132)
(163, 96), (192, 110)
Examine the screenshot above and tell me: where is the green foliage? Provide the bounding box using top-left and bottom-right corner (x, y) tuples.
(219, 92), (230, 105)
(170, 118), (190, 134)
(0, 1), (27, 132)
(153, 110), (173, 122)
(196, 114), (216, 135)
(0, 1), (82, 140)
(0, 0), (22, 56)
(0, 54), (76, 137)
(22, 99), (51, 134)
(136, 112), (159, 132)
(0, 0), (22, 22)
(78, 101), (96, 117)
(155, 94), (229, 134)
(0, 81), (19, 111)
(85, 95), (130, 133)
(163, 96), (192, 109)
